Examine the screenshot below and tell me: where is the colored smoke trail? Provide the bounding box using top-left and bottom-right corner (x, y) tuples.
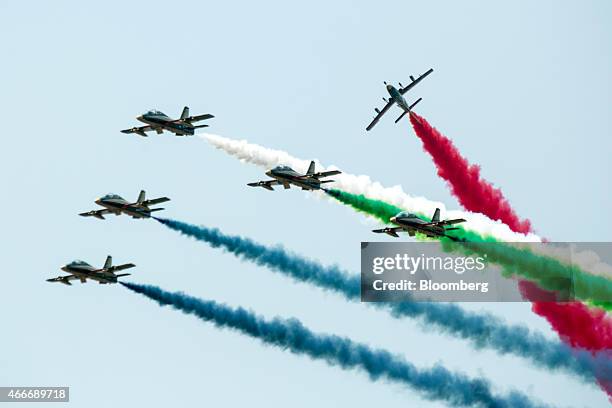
(408, 112), (532, 235)
(324, 189), (612, 306)
(122, 282), (546, 408)
(154, 217), (607, 382)
(326, 190), (612, 397)
(202, 133), (612, 280)
(202, 133), (539, 243)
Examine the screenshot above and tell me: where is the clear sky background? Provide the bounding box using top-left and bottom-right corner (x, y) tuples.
(1, 0), (611, 407)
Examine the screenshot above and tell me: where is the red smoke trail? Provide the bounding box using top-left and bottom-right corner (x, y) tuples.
(519, 281), (612, 350)
(408, 112), (612, 396)
(408, 112), (532, 234)
(519, 281), (612, 397)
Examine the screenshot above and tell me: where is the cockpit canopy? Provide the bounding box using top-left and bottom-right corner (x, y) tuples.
(101, 194), (122, 200)
(273, 165), (293, 171)
(396, 211), (418, 219)
(70, 260), (90, 266)
(145, 110), (165, 116)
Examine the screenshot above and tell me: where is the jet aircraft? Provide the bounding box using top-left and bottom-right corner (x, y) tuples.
(121, 106), (214, 137)
(372, 208), (465, 241)
(79, 190), (170, 220)
(247, 161), (341, 191)
(366, 68), (433, 131)
(47, 256), (135, 285)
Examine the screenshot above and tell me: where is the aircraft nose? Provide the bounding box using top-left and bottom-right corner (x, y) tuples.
(390, 216), (397, 223)
(265, 170), (273, 177)
(61, 265), (69, 272)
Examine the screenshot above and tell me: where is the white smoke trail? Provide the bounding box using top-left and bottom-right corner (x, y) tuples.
(201, 133), (612, 279)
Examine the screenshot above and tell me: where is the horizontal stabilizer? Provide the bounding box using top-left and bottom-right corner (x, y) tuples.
(408, 97), (422, 111)
(184, 113), (215, 123)
(310, 170), (342, 179)
(114, 263), (136, 271)
(193, 124), (209, 129)
(394, 110), (408, 124)
(143, 197), (171, 206)
(440, 218), (466, 226)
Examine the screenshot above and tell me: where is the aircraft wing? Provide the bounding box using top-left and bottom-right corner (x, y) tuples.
(307, 170), (342, 179)
(372, 227), (403, 238)
(121, 125), (154, 137)
(247, 180), (280, 191)
(142, 197), (171, 206)
(182, 113), (215, 123)
(47, 275), (79, 286)
(79, 209), (111, 220)
(399, 68), (433, 95)
(366, 99), (395, 131)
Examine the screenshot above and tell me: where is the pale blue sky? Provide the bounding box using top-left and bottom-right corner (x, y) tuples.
(1, 1), (611, 407)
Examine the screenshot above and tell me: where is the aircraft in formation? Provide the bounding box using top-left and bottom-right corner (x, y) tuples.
(51, 69), (472, 286)
(121, 106), (214, 137)
(372, 208), (465, 241)
(79, 190), (170, 220)
(47, 256), (135, 286)
(366, 68), (433, 131)
(248, 160), (341, 191)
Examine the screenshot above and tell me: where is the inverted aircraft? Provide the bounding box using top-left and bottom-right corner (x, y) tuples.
(373, 208), (465, 241)
(366, 68), (433, 131)
(247, 161), (341, 191)
(121, 106), (214, 137)
(79, 190), (170, 220)
(47, 256), (135, 285)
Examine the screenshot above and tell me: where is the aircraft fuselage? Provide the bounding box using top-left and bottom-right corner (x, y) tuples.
(386, 85), (410, 111)
(60, 264), (117, 284)
(95, 197), (151, 218)
(266, 169), (321, 190)
(138, 112), (194, 136)
(391, 215), (446, 238)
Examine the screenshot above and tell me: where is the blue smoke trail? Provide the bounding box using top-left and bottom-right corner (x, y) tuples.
(122, 281), (546, 408)
(154, 217), (610, 384)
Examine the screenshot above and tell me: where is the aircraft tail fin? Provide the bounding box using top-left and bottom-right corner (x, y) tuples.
(432, 208), (441, 223)
(104, 255), (112, 270)
(137, 190), (146, 204)
(307, 161), (316, 175)
(180, 106), (189, 120)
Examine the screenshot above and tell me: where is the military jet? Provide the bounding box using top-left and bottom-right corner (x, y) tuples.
(372, 208), (465, 241)
(121, 106), (214, 137)
(366, 68), (433, 131)
(79, 190), (170, 220)
(248, 160), (341, 191)
(46, 256), (135, 286)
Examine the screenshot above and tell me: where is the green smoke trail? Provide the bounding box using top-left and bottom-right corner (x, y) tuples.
(325, 189), (612, 308)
